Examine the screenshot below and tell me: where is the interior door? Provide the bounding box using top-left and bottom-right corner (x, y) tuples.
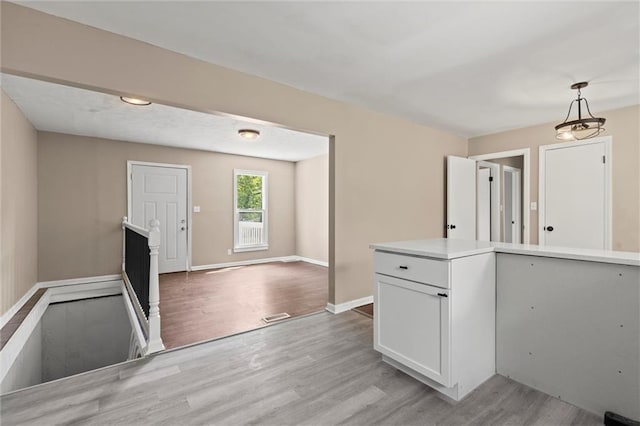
(130, 164), (188, 273)
(503, 168), (521, 244)
(477, 167), (491, 241)
(447, 156), (476, 239)
(541, 141), (608, 249)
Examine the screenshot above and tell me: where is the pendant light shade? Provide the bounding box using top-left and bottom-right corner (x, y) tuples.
(554, 82), (605, 141)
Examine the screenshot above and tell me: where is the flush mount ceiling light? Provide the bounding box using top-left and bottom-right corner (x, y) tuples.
(554, 82), (606, 141)
(120, 96), (151, 106)
(238, 129), (260, 140)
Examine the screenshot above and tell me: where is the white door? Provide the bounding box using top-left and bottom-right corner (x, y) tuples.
(503, 167), (521, 244)
(447, 156), (476, 239)
(540, 139), (610, 249)
(477, 167), (491, 241)
(130, 163), (188, 273)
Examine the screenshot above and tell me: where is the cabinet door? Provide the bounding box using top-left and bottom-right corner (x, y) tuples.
(374, 273), (451, 386)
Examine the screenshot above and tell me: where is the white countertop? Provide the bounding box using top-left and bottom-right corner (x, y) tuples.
(370, 238), (640, 266)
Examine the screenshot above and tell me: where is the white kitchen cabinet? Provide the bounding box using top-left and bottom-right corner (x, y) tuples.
(371, 238), (640, 419)
(374, 273), (451, 386)
(373, 250), (495, 401)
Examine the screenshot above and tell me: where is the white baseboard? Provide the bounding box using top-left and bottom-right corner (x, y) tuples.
(0, 277), (123, 386)
(0, 282), (40, 329)
(326, 295), (373, 314)
(191, 256), (299, 271)
(294, 256), (329, 267)
(38, 274), (122, 288)
(47, 280), (122, 304)
(192, 255), (329, 272)
(1, 274), (123, 329)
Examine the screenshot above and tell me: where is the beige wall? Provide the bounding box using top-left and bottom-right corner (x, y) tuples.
(2, 3), (467, 304)
(38, 132), (296, 281)
(295, 154), (328, 263)
(470, 105), (640, 251)
(1, 90), (38, 315)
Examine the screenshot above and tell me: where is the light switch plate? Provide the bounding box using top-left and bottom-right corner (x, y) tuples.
(193, 206), (201, 213)
(530, 202), (537, 211)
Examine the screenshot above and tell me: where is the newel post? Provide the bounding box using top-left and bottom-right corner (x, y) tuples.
(146, 218), (165, 353)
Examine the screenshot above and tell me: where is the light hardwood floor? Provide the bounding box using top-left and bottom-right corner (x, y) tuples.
(0, 311), (600, 425)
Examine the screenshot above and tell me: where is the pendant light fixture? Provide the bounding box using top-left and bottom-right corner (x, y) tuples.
(554, 82), (605, 141)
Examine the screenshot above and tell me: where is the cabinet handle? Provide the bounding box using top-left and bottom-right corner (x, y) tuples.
(437, 293), (448, 298)
(398, 265), (409, 270)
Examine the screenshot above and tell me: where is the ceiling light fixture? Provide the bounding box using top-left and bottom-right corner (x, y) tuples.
(238, 129), (260, 140)
(554, 82), (605, 141)
(120, 96), (151, 106)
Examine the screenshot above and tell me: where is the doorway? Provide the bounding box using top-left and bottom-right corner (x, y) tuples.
(539, 137), (611, 250)
(128, 161), (191, 273)
(447, 149), (530, 243)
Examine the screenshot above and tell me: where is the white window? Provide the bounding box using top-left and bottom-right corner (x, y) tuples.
(234, 169), (268, 252)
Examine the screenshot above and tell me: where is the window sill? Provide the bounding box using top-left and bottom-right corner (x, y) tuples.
(233, 245), (269, 253)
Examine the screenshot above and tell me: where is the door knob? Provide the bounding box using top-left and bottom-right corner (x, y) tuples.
(545, 226), (554, 232)
(181, 226), (186, 231)
(451, 224), (456, 229)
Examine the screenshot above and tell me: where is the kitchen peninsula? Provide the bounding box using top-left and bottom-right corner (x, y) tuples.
(370, 238), (640, 420)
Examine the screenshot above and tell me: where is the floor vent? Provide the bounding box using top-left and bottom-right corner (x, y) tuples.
(262, 313), (291, 323)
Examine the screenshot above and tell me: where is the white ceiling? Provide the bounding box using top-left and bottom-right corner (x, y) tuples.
(0, 73), (328, 162)
(15, 1), (640, 138)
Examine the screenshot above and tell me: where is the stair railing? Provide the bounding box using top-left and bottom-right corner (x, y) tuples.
(121, 216), (164, 355)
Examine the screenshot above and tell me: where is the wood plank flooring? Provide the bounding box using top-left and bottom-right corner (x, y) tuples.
(0, 311), (601, 425)
(159, 261), (328, 349)
(352, 303), (373, 318)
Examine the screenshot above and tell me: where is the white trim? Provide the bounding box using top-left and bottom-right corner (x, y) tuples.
(538, 136), (612, 249)
(325, 295), (374, 314)
(233, 169), (269, 252)
(123, 221), (149, 237)
(127, 160), (193, 272)
(191, 256), (299, 271)
(294, 256), (329, 267)
(469, 148), (531, 244)
(0, 279), (123, 386)
(122, 272), (149, 335)
(47, 280), (121, 304)
(0, 283), (40, 329)
(232, 245), (269, 253)
(121, 281), (147, 355)
(0, 290), (50, 384)
(38, 274), (121, 288)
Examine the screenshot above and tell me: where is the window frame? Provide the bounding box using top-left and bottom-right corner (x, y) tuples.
(233, 169), (269, 252)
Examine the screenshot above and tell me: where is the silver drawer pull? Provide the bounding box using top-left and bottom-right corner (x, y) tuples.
(398, 265), (409, 270)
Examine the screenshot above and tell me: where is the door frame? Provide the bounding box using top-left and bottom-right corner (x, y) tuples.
(538, 136), (612, 249)
(127, 160), (193, 271)
(502, 165), (522, 244)
(470, 148), (531, 244)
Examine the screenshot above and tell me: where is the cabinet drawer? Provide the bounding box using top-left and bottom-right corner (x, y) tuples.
(374, 251), (450, 289)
